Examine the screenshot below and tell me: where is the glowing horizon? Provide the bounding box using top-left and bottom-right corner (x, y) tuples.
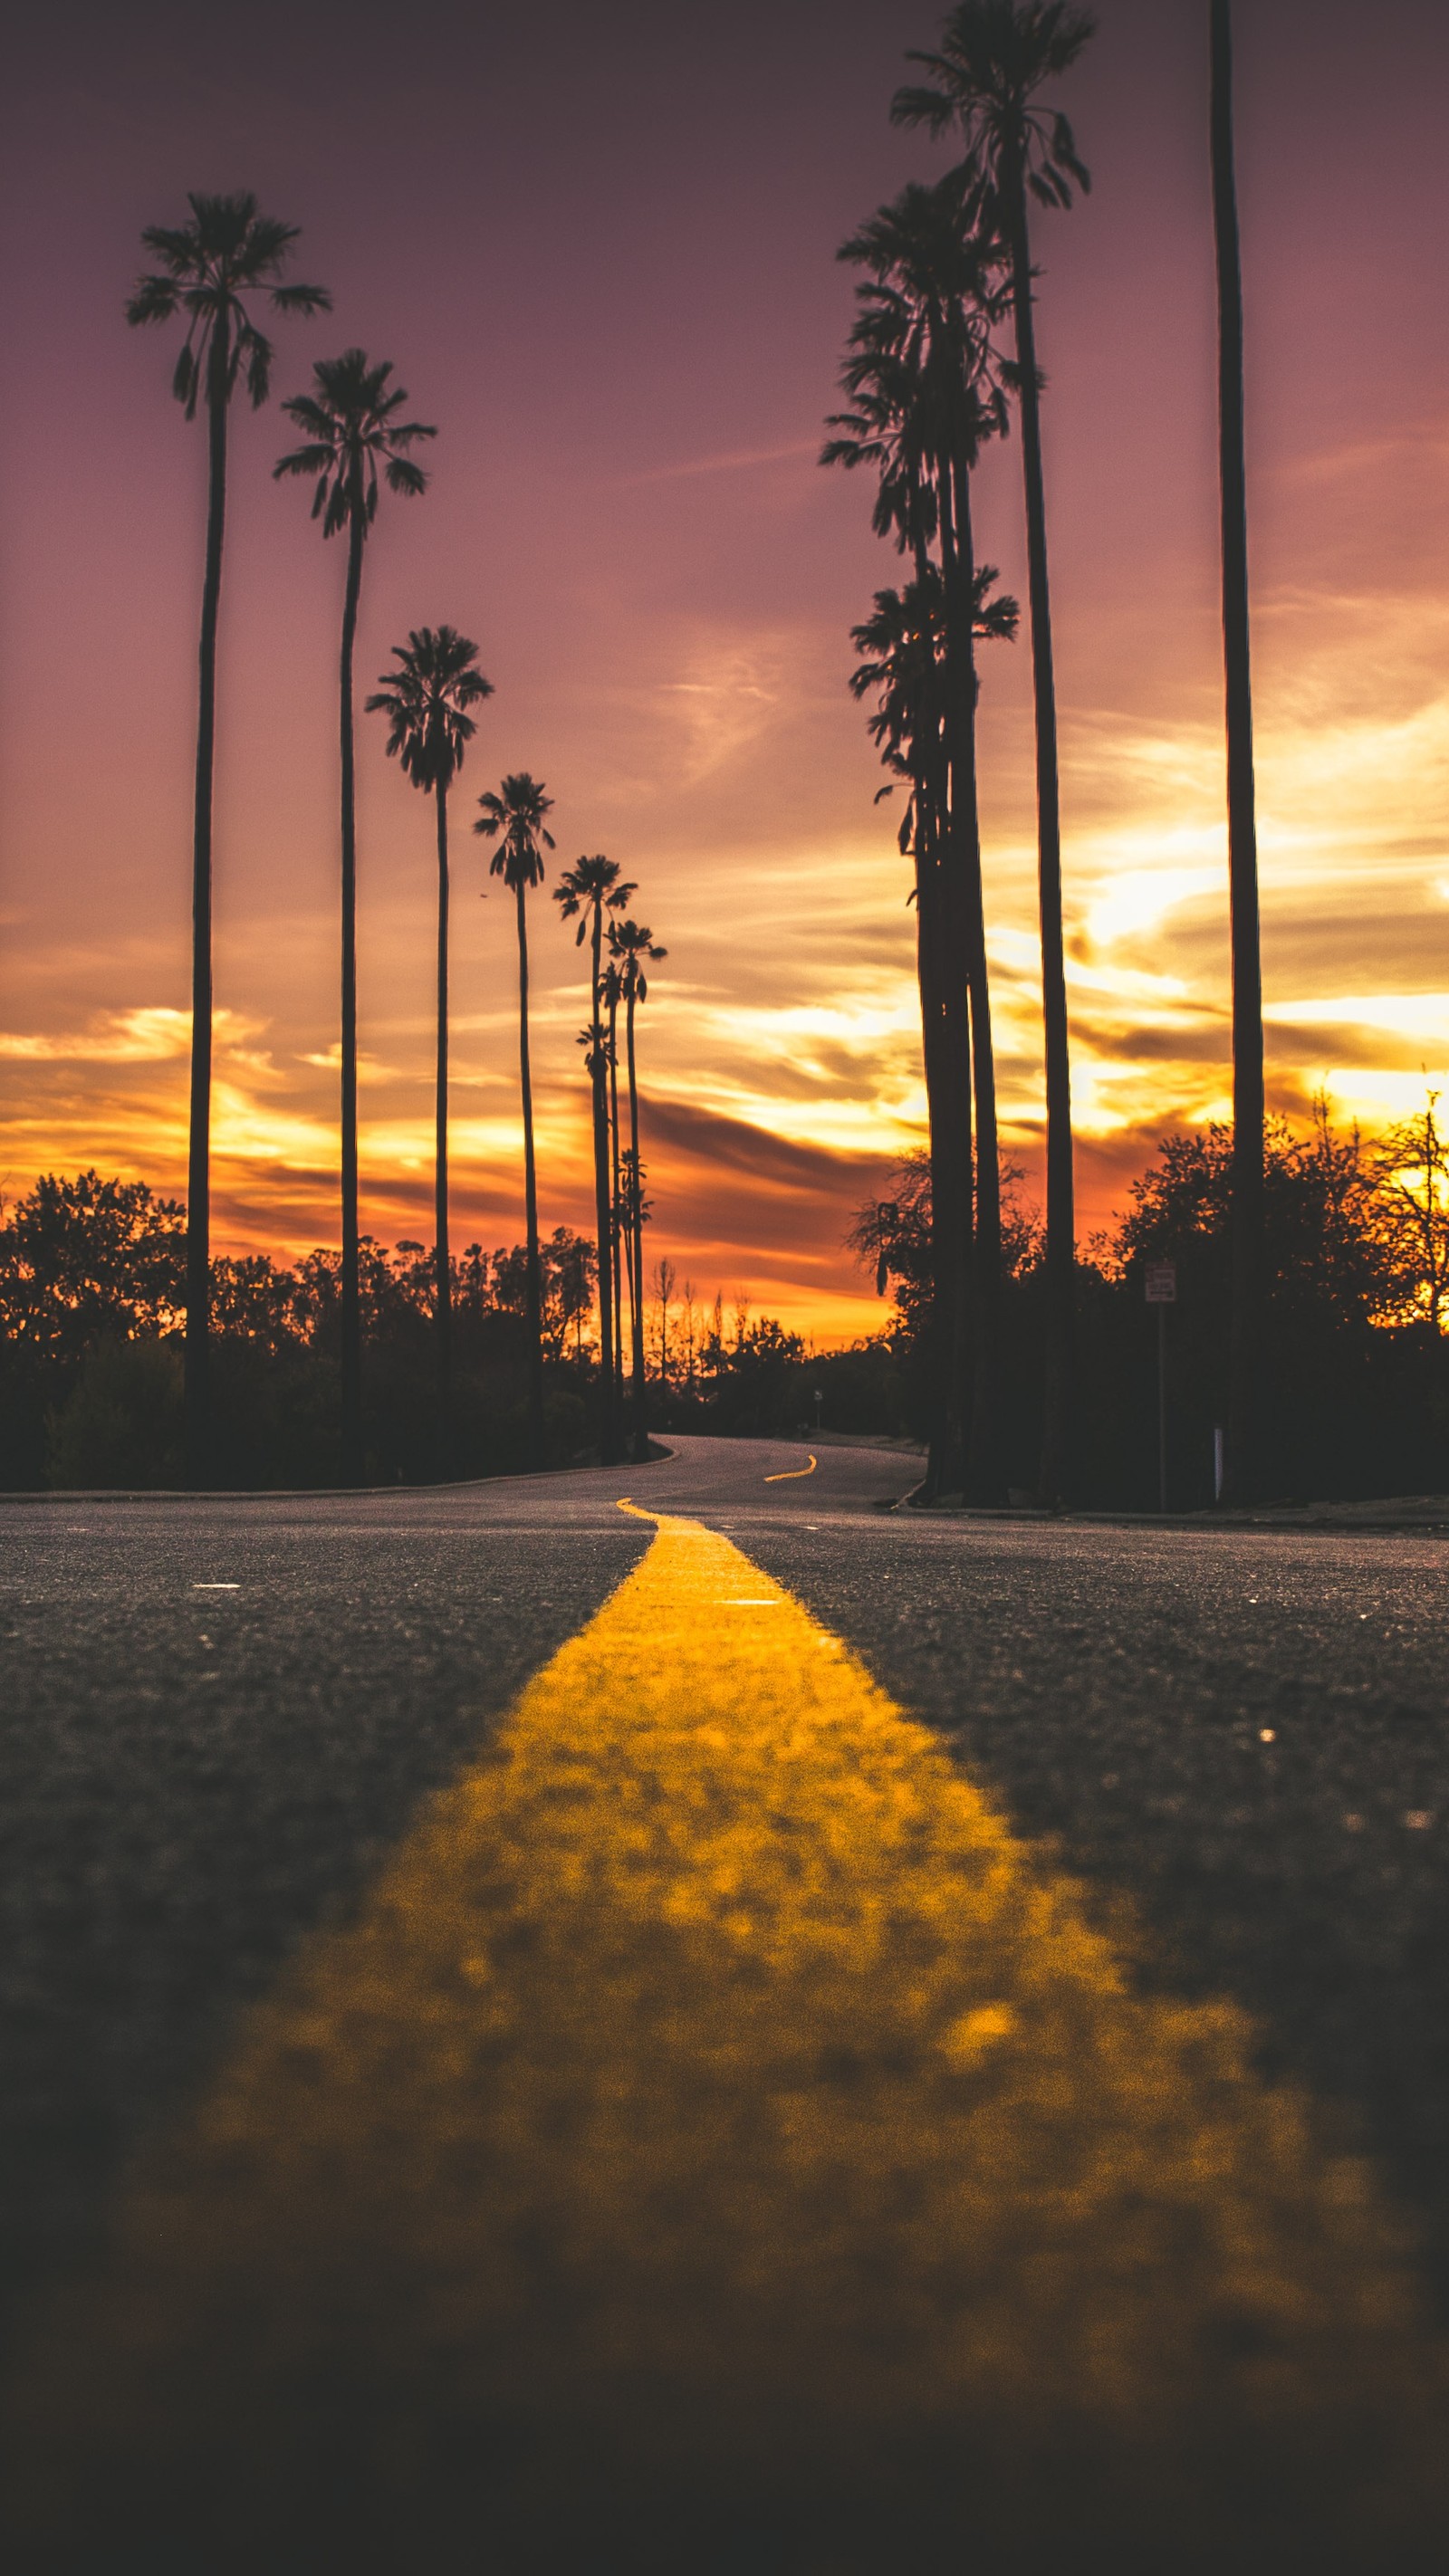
(3, 0), (1447, 1345)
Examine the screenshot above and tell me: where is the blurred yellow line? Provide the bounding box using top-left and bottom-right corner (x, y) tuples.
(7, 1508), (1447, 2560)
(763, 1452), (818, 1482)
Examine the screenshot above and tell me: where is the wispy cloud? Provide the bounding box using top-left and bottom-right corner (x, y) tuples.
(619, 438), (819, 488)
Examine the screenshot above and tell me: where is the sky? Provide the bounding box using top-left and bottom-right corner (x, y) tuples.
(2, 0), (1447, 1341)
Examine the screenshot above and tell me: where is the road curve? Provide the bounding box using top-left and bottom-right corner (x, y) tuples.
(2, 1435), (1448, 2570)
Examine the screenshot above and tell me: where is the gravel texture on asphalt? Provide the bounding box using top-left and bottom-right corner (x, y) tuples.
(3, 1432), (1448, 2533)
(729, 1504), (1449, 2312)
(0, 1483), (651, 2356)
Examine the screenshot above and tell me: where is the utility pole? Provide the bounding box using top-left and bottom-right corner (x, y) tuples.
(1146, 1262), (1177, 1513)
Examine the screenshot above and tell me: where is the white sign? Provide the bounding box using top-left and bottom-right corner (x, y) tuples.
(1145, 1260), (1177, 1305)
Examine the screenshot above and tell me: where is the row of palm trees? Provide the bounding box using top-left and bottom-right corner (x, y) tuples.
(127, 199), (660, 1479)
(835, 0), (1262, 1504)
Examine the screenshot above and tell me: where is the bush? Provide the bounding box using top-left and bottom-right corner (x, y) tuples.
(46, 1337), (184, 1489)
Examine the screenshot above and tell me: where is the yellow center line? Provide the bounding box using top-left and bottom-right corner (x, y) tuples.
(763, 1451), (818, 1482)
(6, 1507), (1446, 2562)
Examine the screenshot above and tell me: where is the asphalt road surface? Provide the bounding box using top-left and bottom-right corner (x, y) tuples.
(2, 1434), (1448, 2571)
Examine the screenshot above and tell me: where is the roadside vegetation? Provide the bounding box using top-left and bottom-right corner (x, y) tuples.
(5, 1095), (1445, 1500)
(5, 5), (1445, 1504)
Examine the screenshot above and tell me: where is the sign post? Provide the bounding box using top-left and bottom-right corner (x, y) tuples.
(1145, 1262), (1177, 1513)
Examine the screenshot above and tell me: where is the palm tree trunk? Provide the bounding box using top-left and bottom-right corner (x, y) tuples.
(516, 880), (545, 1465)
(1006, 168), (1076, 1507)
(1211, 0), (1264, 1505)
(435, 776), (453, 1461)
(920, 751), (971, 1500)
(609, 990), (625, 1406)
(931, 479), (977, 1503)
(907, 531), (963, 1504)
(184, 311), (230, 1488)
(589, 907), (620, 1463)
(338, 503), (365, 1484)
(942, 455), (1005, 1505)
(625, 986), (648, 1463)
(914, 813), (952, 1502)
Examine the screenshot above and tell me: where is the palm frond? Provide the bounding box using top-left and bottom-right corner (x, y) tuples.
(272, 442), (336, 480)
(276, 393), (336, 439)
(125, 273), (181, 325)
(890, 71), (959, 137)
(235, 321), (274, 408)
(170, 341), (198, 410)
(128, 194), (327, 417)
(271, 280), (332, 313)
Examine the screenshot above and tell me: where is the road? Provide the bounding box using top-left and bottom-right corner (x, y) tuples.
(2, 1433), (1447, 2571)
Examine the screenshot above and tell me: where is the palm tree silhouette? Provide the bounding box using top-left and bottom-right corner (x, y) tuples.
(274, 350), (435, 1480)
(366, 628), (492, 1452)
(828, 175), (1015, 1497)
(609, 921), (667, 1463)
(554, 856), (635, 1464)
(601, 956), (627, 1407)
(126, 193), (329, 1481)
(1209, 0), (1263, 1502)
(894, 0), (1094, 1504)
(476, 775), (557, 1465)
(850, 561), (1016, 1491)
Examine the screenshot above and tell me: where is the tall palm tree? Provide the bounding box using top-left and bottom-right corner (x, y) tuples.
(274, 350), (435, 1481)
(365, 628), (493, 1454)
(1210, 0), (1263, 1503)
(126, 193), (329, 1483)
(827, 175), (1013, 1496)
(554, 855), (635, 1464)
(609, 920), (667, 1463)
(843, 569), (955, 1491)
(894, 0), (1094, 1504)
(476, 775), (557, 1466)
(601, 956), (627, 1409)
(849, 560), (1016, 1493)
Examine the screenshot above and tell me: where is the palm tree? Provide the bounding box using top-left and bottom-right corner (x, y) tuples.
(365, 628), (493, 1455)
(554, 856), (635, 1464)
(601, 956), (627, 1409)
(274, 350), (435, 1480)
(1209, 0), (1263, 1503)
(894, 0), (1094, 1504)
(827, 175), (1013, 1496)
(849, 561), (1016, 1492)
(126, 193), (329, 1482)
(609, 921), (667, 1462)
(476, 775), (557, 1465)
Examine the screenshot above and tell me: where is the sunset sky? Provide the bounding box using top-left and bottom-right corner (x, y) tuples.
(2, 0), (1447, 1341)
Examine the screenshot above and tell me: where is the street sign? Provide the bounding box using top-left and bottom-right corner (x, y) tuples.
(1145, 1260), (1177, 1305)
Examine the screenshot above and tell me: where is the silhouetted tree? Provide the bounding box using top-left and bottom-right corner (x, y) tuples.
(894, 0), (1094, 1503)
(601, 955), (627, 1408)
(832, 175), (1016, 1499)
(0, 1173), (186, 1357)
(367, 627), (492, 1449)
(275, 350), (435, 1479)
(1207, 0), (1263, 1501)
(476, 774), (556, 1463)
(609, 919), (667, 1460)
(1371, 1096), (1449, 1334)
(554, 855), (634, 1461)
(126, 192), (329, 1480)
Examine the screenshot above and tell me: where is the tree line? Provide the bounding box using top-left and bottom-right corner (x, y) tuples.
(855, 1094), (1449, 1503)
(829, 0), (1299, 1506)
(7, 1087), (1443, 1498)
(126, 197), (663, 1483)
(0, 1173), (813, 1488)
